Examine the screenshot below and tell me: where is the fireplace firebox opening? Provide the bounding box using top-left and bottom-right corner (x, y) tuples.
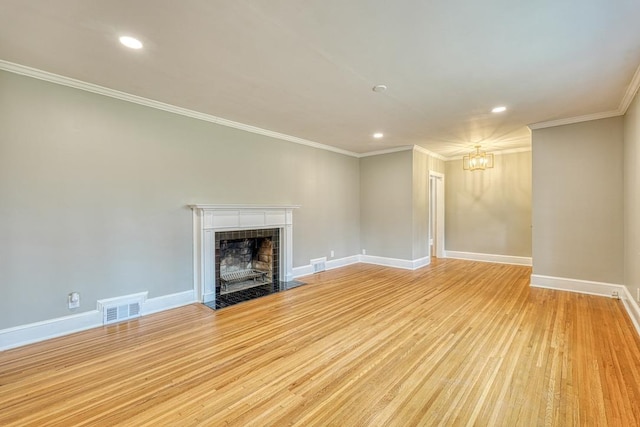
(214, 228), (280, 301)
(219, 237), (273, 294)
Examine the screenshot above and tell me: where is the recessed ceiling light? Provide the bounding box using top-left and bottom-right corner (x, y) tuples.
(372, 84), (388, 93)
(119, 36), (143, 49)
(373, 133), (384, 139)
(492, 106), (507, 113)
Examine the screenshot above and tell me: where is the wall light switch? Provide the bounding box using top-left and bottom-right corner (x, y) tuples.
(68, 292), (80, 309)
(330, 250), (335, 258)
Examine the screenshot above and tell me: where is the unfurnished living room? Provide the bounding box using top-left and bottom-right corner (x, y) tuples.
(1, 1), (640, 426)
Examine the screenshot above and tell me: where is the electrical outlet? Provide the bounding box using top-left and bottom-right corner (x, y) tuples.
(330, 250), (334, 258)
(362, 249), (366, 255)
(612, 291), (619, 300)
(68, 292), (80, 309)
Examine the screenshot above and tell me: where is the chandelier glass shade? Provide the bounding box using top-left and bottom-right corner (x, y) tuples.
(463, 145), (494, 171)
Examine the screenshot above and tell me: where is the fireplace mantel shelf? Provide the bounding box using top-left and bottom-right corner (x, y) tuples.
(190, 205), (300, 231)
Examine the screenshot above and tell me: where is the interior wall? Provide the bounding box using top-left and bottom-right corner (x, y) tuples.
(359, 150), (413, 260)
(412, 149), (445, 259)
(531, 117), (624, 284)
(0, 70), (360, 329)
(624, 89), (640, 299)
(445, 151), (532, 257)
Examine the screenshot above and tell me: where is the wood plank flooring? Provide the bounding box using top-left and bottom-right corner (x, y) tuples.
(1, 258), (640, 426)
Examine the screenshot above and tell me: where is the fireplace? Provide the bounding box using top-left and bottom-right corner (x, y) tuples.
(219, 238), (272, 294)
(216, 228), (279, 296)
(190, 204), (299, 309)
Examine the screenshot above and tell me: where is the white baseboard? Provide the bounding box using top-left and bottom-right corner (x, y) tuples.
(327, 255), (360, 270)
(293, 255), (361, 278)
(0, 310), (102, 352)
(411, 256), (432, 269)
(530, 274), (640, 338)
(293, 254), (429, 278)
(359, 254), (410, 269)
(141, 290), (196, 316)
(292, 264), (315, 278)
(530, 274), (623, 297)
(0, 289), (196, 351)
(621, 286), (640, 336)
(202, 291), (215, 304)
(445, 251), (532, 266)
(359, 254), (430, 270)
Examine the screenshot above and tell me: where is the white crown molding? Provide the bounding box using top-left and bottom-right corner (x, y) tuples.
(619, 63), (640, 114)
(412, 145), (448, 161)
(0, 60), (360, 158)
(357, 146), (414, 158)
(356, 145), (450, 160)
(0, 60), (529, 162)
(5, 59), (638, 160)
(528, 110), (623, 130)
(528, 62), (640, 130)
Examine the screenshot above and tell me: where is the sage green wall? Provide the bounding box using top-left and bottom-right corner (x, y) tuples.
(0, 70), (360, 329)
(624, 89), (640, 298)
(532, 117), (624, 284)
(444, 151), (532, 257)
(412, 150), (445, 259)
(360, 151), (413, 260)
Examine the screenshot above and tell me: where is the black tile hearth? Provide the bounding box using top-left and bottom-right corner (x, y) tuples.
(203, 280), (306, 310)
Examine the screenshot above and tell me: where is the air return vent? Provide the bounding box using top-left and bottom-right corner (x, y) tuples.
(97, 292), (147, 325)
(310, 257), (327, 273)
(103, 302), (141, 324)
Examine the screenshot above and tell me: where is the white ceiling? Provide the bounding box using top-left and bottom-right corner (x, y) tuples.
(1, 0), (639, 157)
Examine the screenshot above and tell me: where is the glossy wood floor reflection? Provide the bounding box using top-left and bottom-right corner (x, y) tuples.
(2, 259), (640, 426)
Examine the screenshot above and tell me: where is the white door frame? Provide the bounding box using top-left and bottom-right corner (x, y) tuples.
(429, 171), (445, 258)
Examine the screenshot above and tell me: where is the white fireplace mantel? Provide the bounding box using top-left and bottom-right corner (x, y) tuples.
(190, 204), (300, 304)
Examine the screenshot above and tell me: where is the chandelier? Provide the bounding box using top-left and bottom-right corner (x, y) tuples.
(463, 145), (494, 171)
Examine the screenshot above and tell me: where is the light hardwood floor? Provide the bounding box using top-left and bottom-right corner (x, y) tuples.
(1, 259), (639, 426)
